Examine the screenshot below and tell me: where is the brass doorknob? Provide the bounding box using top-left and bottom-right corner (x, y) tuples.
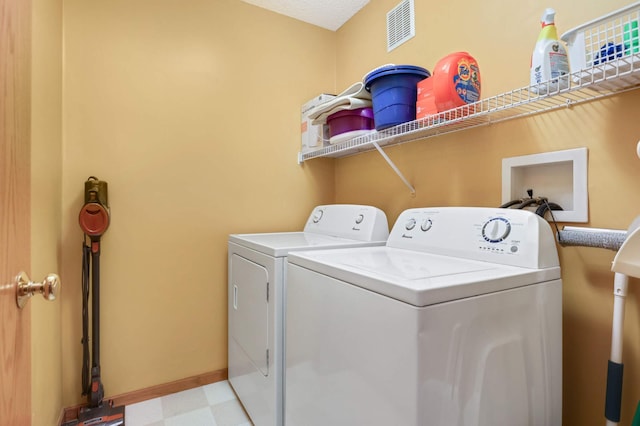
(15, 271), (60, 309)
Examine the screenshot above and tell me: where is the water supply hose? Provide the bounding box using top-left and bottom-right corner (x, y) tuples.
(516, 198), (541, 209)
(499, 199), (525, 208)
(500, 189), (564, 218)
(535, 201), (564, 218)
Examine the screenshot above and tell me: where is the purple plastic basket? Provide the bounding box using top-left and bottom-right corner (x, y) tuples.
(326, 107), (375, 138)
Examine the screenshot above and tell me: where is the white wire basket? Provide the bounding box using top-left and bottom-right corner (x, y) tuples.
(561, 2), (640, 86)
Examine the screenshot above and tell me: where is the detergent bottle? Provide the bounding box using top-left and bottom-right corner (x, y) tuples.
(530, 8), (569, 94)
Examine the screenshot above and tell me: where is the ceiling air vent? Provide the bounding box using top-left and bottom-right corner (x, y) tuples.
(387, 0), (415, 52)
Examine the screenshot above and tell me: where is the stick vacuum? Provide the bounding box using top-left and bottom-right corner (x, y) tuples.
(74, 176), (125, 426)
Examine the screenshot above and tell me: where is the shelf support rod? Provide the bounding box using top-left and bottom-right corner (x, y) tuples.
(371, 141), (415, 195)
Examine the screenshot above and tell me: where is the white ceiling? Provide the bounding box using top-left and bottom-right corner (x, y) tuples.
(240, 0), (370, 31)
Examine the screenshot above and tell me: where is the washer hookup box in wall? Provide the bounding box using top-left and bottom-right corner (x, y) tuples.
(301, 94), (335, 153)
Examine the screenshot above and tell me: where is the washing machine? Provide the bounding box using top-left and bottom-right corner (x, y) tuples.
(285, 207), (562, 426)
(227, 204), (389, 426)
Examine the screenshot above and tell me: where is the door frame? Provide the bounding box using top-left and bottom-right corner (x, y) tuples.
(0, 0), (33, 424)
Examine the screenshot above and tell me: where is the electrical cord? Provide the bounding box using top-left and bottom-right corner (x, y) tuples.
(541, 198), (562, 240)
(81, 238), (91, 396)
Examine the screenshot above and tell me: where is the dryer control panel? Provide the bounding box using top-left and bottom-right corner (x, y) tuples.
(387, 207), (559, 269)
(304, 204), (389, 242)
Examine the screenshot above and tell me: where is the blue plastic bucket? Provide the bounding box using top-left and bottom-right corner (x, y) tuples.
(364, 65), (430, 130)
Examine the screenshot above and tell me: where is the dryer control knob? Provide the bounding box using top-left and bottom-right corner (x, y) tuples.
(421, 219), (433, 232)
(355, 214), (364, 224)
(312, 209), (323, 223)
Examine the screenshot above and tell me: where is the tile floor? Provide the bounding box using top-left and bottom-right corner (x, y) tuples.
(125, 380), (253, 426)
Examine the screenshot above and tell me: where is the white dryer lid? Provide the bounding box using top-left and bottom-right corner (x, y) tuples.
(229, 232), (386, 257)
(287, 246), (561, 306)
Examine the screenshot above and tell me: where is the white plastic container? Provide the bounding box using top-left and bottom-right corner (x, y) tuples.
(561, 2), (640, 88)
(301, 94), (335, 153)
(530, 8), (570, 94)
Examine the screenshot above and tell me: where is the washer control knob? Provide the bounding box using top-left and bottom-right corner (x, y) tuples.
(421, 219), (433, 232)
(482, 217), (511, 243)
(312, 209), (323, 223)
(355, 214), (364, 224)
(405, 218), (416, 230)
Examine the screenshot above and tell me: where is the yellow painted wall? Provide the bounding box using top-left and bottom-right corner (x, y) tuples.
(60, 0), (336, 406)
(335, 1), (640, 424)
(30, 0), (63, 424)
(39, 0), (640, 424)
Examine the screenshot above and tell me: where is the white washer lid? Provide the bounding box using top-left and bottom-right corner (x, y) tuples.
(229, 232), (386, 257)
(287, 246), (561, 306)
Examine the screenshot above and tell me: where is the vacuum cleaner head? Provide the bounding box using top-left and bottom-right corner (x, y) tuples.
(78, 404), (125, 426)
(62, 403), (125, 426)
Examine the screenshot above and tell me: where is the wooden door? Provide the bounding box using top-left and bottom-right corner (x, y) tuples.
(0, 0), (32, 424)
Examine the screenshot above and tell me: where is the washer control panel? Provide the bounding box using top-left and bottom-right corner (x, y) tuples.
(304, 205), (389, 242)
(387, 207), (559, 268)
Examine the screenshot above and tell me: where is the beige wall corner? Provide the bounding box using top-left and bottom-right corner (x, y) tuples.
(30, 0), (63, 424)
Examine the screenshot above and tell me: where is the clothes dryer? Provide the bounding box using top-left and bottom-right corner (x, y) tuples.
(228, 204), (389, 426)
(285, 207), (562, 426)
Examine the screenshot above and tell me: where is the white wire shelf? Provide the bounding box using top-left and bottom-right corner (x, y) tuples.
(298, 53), (640, 164)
